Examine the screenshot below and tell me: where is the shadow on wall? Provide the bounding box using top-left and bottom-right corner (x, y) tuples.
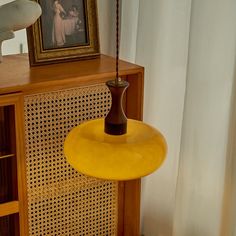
(220, 53), (236, 236)
(141, 209), (173, 236)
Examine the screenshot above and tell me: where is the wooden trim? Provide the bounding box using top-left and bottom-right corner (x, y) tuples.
(15, 95), (29, 236)
(118, 179), (141, 236)
(0, 54), (143, 95)
(0, 93), (22, 106)
(0, 201), (19, 217)
(121, 71), (144, 236)
(22, 69), (144, 95)
(118, 182), (125, 236)
(126, 71), (144, 120)
(0, 94), (29, 235)
(0, 154), (15, 159)
(123, 179), (141, 236)
(7, 105), (18, 201)
(0, 95), (21, 235)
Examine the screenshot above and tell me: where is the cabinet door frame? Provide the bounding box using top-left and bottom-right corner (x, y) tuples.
(0, 93), (28, 236)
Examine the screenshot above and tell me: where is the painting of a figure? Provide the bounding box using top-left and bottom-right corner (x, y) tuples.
(27, 0), (99, 66)
(40, 0), (88, 50)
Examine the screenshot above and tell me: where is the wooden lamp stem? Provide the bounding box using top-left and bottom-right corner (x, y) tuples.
(104, 80), (129, 135)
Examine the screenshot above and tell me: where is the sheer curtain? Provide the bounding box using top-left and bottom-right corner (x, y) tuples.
(120, 0), (190, 235)
(173, 0), (236, 235)
(120, 0), (236, 236)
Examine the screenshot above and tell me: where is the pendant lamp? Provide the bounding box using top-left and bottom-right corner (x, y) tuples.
(64, 0), (167, 180)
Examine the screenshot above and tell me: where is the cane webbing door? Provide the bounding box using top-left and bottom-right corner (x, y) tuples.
(24, 84), (118, 236)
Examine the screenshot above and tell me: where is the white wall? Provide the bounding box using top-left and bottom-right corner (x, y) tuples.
(97, 0), (116, 56)
(2, 30), (28, 55)
(120, 0), (139, 62)
(0, 0), (28, 54)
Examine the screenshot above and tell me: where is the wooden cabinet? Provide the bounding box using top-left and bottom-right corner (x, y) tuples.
(0, 54), (144, 236)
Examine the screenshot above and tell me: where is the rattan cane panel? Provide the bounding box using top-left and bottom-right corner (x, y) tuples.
(24, 84), (118, 236)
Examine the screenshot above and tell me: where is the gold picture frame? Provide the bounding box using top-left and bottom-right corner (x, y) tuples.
(27, 0), (100, 66)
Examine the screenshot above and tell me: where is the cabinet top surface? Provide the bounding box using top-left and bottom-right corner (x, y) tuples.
(0, 54), (143, 95)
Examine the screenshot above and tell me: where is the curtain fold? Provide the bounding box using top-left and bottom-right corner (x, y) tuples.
(121, 0), (191, 235)
(120, 0), (236, 235)
(120, 0), (139, 62)
(220, 62), (236, 236)
(174, 0), (236, 235)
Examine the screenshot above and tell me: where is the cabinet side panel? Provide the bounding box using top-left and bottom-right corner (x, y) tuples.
(123, 72), (144, 236)
(24, 84), (118, 236)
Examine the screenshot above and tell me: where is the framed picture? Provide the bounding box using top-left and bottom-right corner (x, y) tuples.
(27, 0), (100, 66)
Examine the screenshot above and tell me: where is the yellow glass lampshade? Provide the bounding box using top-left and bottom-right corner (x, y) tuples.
(64, 118), (167, 180)
(64, 0), (168, 181)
